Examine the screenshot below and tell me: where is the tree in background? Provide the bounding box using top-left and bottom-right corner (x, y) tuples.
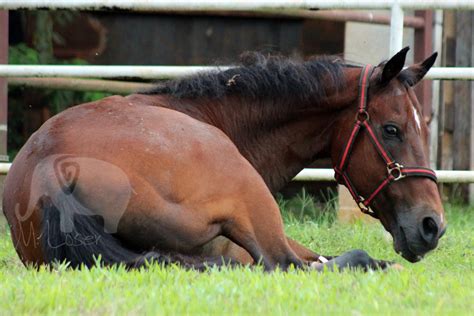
(8, 11), (109, 158)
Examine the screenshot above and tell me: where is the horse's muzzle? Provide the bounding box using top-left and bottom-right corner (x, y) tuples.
(394, 211), (446, 263)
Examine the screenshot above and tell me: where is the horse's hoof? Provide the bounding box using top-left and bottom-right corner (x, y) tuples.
(310, 261), (323, 270)
(387, 263), (404, 271)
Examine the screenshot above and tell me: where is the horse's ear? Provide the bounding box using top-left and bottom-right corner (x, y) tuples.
(380, 46), (410, 84)
(400, 52), (438, 87)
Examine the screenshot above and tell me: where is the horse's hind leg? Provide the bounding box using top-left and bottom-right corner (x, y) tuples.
(217, 189), (305, 271)
(222, 221), (304, 271)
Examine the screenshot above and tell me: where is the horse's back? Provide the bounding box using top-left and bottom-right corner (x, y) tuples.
(45, 95), (255, 197)
(9, 94), (250, 188)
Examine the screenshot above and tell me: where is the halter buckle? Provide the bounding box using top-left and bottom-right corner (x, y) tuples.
(355, 110), (369, 123)
(387, 162), (405, 181)
(357, 197), (369, 212)
(357, 197), (378, 218)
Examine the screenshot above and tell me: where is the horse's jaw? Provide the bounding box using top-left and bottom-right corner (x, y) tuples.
(384, 207), (446, 263)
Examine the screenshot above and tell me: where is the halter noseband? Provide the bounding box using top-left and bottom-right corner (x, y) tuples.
(334, 65), (437, 219)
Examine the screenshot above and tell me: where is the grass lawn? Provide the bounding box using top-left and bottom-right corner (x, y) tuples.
(0, 201), (473, 315)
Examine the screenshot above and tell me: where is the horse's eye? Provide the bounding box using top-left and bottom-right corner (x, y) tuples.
(383, 124), (399, 137)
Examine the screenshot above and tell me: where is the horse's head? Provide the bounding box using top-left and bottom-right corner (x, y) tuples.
(332, 47), (446, 262)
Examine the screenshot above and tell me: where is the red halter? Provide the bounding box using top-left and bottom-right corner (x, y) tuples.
(334, 65), (437, 219)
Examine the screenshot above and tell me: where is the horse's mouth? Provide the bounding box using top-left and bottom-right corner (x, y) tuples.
(395, 226), (424, 263)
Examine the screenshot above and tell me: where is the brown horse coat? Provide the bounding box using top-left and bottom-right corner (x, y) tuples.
(3, 49), (445, 271)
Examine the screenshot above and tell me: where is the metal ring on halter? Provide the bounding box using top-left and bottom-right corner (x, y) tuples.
(355, 110), (370, 122)
(357, 198), (377, 218)
(387, 162), (405, 181)
(357, 197), (369, 212)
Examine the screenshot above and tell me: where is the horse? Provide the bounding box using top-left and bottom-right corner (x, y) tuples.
(2, 46), (446, 271)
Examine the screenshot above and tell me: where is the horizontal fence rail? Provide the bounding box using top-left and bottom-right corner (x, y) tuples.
(145, 10), (426, 29)
(0, 163), (472, 183)
(0, 65), (229, 79)
(8, 77), (154, 94)
(1, 65), (474, 80)
(293, 169), (474, 183)
(1, 1), (473, 81)
(1, 0), (474, 10)
(425, 67), (474, 80)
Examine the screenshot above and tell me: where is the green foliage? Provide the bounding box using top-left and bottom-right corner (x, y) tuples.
(0, 203), (472, 314)
(278, 188), (337, 224)
(8, 43), (111, 159)
(8, 43), (40, 65)
(9, 43), (110, 113)
(7, 11), (113, 159)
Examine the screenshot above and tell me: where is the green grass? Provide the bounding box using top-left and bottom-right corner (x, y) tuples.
(0, 201), (473, 315)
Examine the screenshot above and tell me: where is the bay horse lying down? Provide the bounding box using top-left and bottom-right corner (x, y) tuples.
(3, 47), (446, 271)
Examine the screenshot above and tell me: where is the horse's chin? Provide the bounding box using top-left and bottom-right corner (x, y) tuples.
(392, 226), (424, 263)
(376, 207), (429, 263)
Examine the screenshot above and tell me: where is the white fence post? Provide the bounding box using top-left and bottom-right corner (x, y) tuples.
(390, 2), (405, 55)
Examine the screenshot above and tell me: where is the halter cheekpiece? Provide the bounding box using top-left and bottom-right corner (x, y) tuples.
(334, 65), (437, 219)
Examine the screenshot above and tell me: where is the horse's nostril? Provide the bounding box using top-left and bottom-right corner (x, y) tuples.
(420, 216), (439, 245)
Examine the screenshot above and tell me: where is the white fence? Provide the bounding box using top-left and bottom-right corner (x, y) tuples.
(1, 0), (474, 182)
(2, 0), (474, 10)
(0, 65), (227, 79)
(0, 162), (473, 182)
(1, 0), (474, 77)
(1, 0), (474, 56)
(293, 168), (474, 183)
(0, 65), (473, 80)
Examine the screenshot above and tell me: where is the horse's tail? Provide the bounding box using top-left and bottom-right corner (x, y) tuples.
(41, 201), (238, 270)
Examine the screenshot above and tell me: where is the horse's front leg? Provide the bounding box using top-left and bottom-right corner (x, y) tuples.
(310, 249), (401, 271)
(286, 238), (335, 263)
(201, 236), (331, 267)
(287, 236), (403, 271)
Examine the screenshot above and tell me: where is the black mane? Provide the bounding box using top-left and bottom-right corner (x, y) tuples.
(142, 52), (346, 103)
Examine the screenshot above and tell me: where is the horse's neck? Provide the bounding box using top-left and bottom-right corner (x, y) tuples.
(223, 100), (352, 193)
(240, 109), (340, 192)
(148, 68), (359, 193)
